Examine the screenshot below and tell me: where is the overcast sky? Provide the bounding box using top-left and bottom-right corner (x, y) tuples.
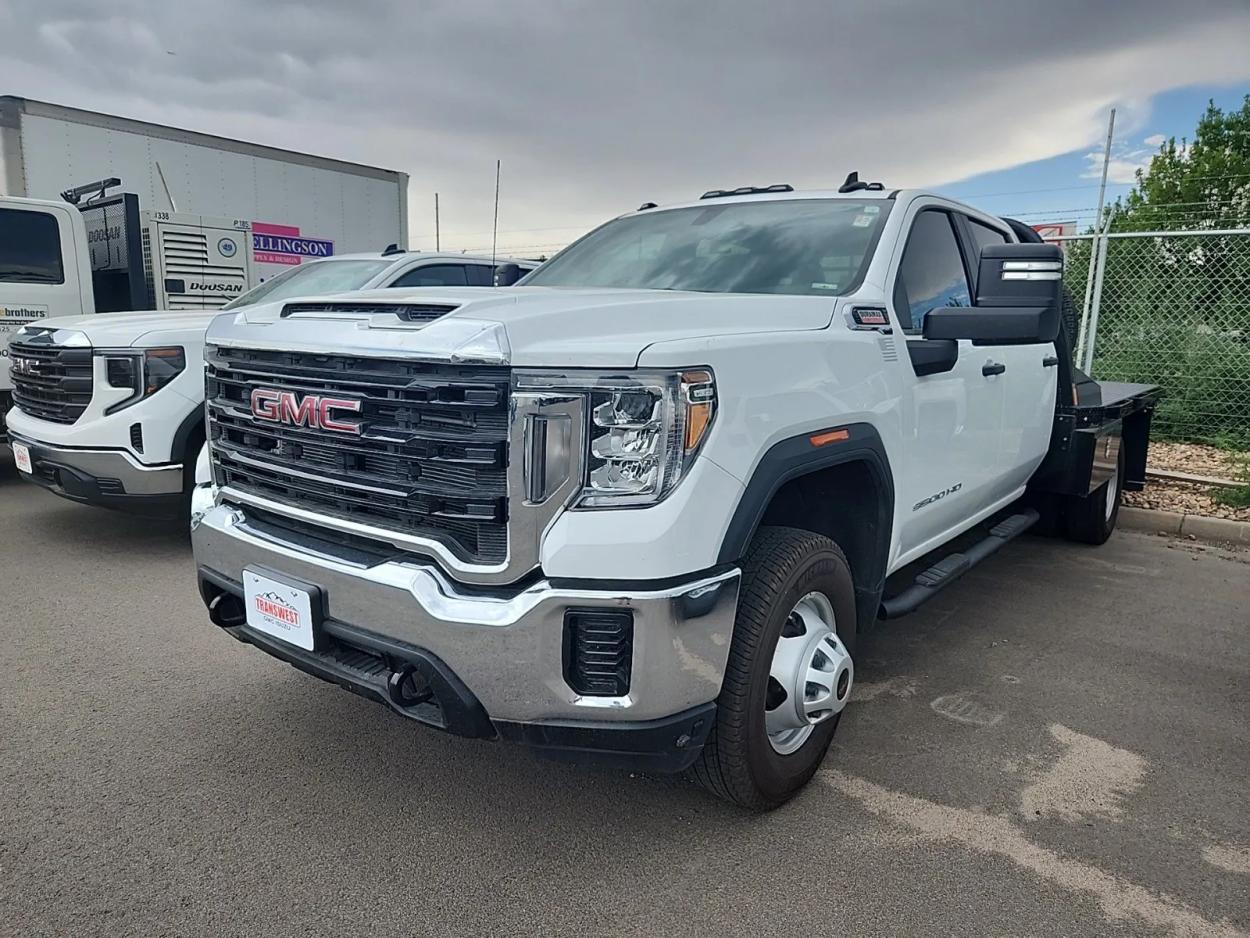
(2, 0), (1249, 253)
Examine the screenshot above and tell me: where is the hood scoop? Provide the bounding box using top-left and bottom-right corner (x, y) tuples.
(280, 301), (459, 325)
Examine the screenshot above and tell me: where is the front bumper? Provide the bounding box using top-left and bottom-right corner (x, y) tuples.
(8, 431), (185, 516)
(193, 502), (740, 770)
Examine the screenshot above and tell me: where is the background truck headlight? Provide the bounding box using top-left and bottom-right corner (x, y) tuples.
(102, 347), (186, 414)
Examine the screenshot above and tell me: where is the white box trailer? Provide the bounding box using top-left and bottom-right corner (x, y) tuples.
(0, 96), (409, 286)
(0, 96), (409, 432)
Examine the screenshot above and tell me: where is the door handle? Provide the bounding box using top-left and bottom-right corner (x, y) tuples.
(982, 362), (1006, 377)
(1042, 355), (1059, 368)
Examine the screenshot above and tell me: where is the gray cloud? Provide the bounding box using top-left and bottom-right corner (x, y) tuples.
(3, 0), (1249, 253)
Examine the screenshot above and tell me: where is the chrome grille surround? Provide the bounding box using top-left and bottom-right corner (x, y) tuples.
(205, 342), (584, 585)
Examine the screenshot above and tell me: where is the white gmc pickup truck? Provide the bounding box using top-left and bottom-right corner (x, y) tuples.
(188, 181), (1158, 808)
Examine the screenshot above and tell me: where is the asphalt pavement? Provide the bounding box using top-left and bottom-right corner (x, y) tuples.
(2, 454), (1248, 937)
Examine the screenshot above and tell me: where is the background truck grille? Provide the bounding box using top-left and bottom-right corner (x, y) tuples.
(206, 345), (511, 563)
(8, 340), (94, 424)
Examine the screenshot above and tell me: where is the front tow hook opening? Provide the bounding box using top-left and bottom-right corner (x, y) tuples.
(387, 666), (434, 709)
(207, 591), (246, 628)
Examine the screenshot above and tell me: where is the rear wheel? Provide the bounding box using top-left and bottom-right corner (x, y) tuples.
(1064, 444), (1125, 545)
(692, 526), (856, 810)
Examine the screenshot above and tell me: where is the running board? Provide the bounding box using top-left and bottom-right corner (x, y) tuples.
(878, 509), (1039, 620)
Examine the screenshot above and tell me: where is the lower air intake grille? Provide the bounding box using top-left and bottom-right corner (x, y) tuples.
(563, 609), (633, 696)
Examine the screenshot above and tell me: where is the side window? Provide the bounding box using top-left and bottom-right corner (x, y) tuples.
(893, 210), (971, 332)
(0, 208), (65, 284)
(388, 264), (469, 288)
(967, 218), (1009, 256)
(464, 265), (494, 287)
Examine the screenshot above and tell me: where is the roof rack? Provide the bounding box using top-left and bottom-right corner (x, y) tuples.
(700, 183), (794, 200)
(838, 172), (885, 194)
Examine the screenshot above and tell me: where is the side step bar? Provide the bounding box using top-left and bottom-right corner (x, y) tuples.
(878, 509), (1039, 619)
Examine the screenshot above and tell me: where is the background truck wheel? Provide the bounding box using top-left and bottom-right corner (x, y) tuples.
(1064, 444), (1125, 545)
(692, 526), (857, 810)
(179, 426), (207, 522)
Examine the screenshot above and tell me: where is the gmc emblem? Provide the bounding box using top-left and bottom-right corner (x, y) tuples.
(250, 388), (363, 435)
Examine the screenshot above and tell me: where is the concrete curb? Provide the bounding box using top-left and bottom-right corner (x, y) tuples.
(1120, 505), (1250, 545)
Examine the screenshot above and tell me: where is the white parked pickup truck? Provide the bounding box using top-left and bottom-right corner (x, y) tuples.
(4, 251), (537, 515)
(189, 180), (1159, 808)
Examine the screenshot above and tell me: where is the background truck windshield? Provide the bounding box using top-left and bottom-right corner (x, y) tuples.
(223, 258), (393, 310)
(522, 199), (890, 296)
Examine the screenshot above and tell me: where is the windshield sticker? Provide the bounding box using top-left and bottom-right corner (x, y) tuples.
(852, 214), (874, 227)
(810, 281), (840, 290)
(864, 205), (881, 214)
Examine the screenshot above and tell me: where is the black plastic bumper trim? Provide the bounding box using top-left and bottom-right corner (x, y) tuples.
(494, 702), (716, 774)
(15, 442), (183, 518)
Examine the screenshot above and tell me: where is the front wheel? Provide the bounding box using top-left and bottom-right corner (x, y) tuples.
(692, 526), (857, 809)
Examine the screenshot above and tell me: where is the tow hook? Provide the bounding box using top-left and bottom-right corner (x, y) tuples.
(387, 666), (434, 708)
(207, 591), (246, 628)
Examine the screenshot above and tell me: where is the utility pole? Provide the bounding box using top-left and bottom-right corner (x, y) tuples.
(1076, 107), (1116, 368)
(434, 192), (440, 251)
(491, 160), (501, 267)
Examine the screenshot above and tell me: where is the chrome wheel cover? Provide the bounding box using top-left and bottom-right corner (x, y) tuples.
(765, 591), (854, 755)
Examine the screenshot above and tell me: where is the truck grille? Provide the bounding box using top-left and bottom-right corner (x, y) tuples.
(8, 340), (95, 424)
(205, 345), (511, 564)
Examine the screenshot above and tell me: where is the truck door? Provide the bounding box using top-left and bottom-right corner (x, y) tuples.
(957, 215), (1059, 494)
(890, 207), (1006, 559)
(1, 201), (91, 404)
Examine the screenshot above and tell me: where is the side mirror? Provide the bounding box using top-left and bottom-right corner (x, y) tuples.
(494, 263), (522, 287)
(923, 243), (1062, 345)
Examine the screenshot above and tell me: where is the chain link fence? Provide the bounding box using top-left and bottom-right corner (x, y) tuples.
(1046, 228), (1250, 446)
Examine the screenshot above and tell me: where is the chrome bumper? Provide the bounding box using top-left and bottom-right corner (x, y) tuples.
(192, 502), (740, 723)
(9, 432), (184, 496)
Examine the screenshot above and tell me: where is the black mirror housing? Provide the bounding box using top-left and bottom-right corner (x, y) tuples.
(494, 263), (522, 287)
(923, 243), (1062, 345)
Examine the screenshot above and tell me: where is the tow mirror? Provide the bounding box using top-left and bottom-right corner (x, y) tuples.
(494, 263), (522, 287)
(923, 243), (1062, 345)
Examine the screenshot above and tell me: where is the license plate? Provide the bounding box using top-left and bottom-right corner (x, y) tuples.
(12, 442), (32, 475)
(243, 569), (316, 651)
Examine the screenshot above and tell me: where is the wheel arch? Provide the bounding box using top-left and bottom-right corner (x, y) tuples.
(717, 423), (895, 632)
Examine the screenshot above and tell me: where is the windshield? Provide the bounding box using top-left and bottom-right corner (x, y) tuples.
(521, 199), (890, 296)
(223, 258), (394, 310)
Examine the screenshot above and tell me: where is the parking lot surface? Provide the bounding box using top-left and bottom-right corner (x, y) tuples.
(2, 458), (1249, 937)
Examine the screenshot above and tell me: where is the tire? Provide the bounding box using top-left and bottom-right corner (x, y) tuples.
(179, 424), (207, 523)
(692, 526), (857, 810)
(1064, 444), (1125, 545)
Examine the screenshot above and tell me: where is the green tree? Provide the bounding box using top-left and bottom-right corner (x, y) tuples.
(1086, 97), (1250, 445)
(1111, 96), (1250, 232)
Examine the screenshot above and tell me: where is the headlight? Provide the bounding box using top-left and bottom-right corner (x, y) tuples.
(517, 369), (716, 508)
(102, 347), (186, 414)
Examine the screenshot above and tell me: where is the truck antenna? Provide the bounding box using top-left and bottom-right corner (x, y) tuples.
(155, 161), (178, 212)
(434, 192), (441, 252)
(491, 160), (501, 267)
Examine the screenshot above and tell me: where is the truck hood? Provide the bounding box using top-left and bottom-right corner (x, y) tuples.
(219, 286), (837, 367)
(24, 309), (220, 349)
